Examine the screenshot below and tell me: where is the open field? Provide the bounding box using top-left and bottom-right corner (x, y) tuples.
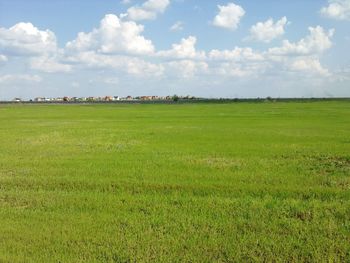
(0, 101), (349, 262)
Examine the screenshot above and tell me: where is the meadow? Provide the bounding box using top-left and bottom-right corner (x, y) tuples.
(0, 101), (349, 262)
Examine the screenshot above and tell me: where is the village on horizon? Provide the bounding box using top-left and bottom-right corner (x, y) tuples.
(4, 95), (349, 103)
(7, 95), (198, 103)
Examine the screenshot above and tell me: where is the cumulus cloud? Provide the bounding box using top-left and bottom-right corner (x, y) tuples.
(64, 14), (163, 78)
(268, 26), (334, 56)
(212, 2), (245, 30)
(0, 22), (72, 74)
(0, 22), (57, 56)
(0, 12), (335, 87)
(209, 47), (264, 61)
(158, 36), (205, 59)
(249, 17), (288, 43)
(0, 74), (42, 83)
(289, 57), (329, 76)
(165, 60), (208, 78)
(63, 21), (335, 79)
(65, 51), (163, 77)
(170, 21), (184, 32)
(208, 48), (267, 78)
(321, 0), (350, 20)
(66, 14), (155, 55)
(30, 55), (72, 73)
(126, 0), (170, 21)
(251, 26), (334, 77)
(212, 62), (258, 77)
(207, 26), (335, 78)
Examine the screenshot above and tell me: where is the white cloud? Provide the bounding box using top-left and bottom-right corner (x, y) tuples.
(209, 47), (264, 61)
(165, 60), (208, 78)
(289, 57), (329, 76)
(261, 26), (335, 77)
(30, 55), (72, 73)
(268, 26), (334, 56)
(158, 36), (206, 59)
(0, 22), (57, 56)
(0, 22), (72, 74)
(212, 2), (245, 30)
(0, 12), (336, 93)
(170, 21), (184, 32)
(125, 57), (164, 76)
(209, 48), (268, 78)
(0, 74), (42, 83)
(66, 14), (155, 56)
(126, 0), (170, 21)
(249, 17), (288, 43)
(213, 62), (256, 77)
(66, 51), (164, 77)
(321, 0), (350, 20)
(207, 26), (335, 78)
(64, 21), (334, 80)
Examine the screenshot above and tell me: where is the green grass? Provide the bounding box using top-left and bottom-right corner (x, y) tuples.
(0, 101), (349, 262)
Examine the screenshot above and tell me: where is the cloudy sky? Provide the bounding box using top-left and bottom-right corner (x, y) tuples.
(0, 0), (349, 99)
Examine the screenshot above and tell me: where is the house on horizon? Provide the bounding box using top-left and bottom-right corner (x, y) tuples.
(34, 97), (46, 102)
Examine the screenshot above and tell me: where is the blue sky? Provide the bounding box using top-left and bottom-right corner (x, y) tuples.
(0, 0), (349, 99)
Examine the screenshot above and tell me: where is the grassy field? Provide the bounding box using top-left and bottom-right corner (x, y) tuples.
(0, 101), (349, 262)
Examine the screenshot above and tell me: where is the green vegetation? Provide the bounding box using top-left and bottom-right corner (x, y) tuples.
(0, 101), (349, 262)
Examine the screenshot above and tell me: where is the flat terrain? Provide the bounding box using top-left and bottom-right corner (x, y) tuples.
(0, 102), (349, 262)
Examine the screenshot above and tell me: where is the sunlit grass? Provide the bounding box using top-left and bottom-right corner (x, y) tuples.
(0, 102), (349, 262)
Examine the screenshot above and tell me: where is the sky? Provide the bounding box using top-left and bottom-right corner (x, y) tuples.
(0, 0), (349, 99)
